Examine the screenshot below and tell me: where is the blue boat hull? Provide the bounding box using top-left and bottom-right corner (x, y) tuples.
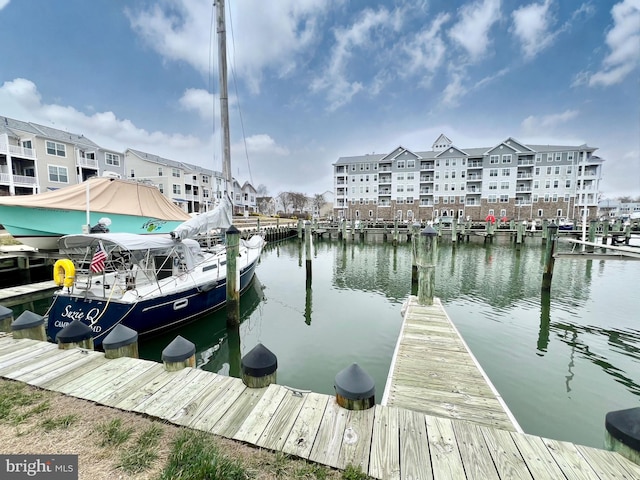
(46, 260), (259, 348)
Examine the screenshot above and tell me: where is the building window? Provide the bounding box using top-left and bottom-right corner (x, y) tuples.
(46, 141), (66, 157)
(397, 160), (405, 169)
(406, 197), (414, 204)
(553, 180), (559, 188)
(407, 160), (415, 168)
(502, 169), (510, 176)
(502, 154), (512, 163)
(554, 166), (560, 175)
(105, 152), (120, 166)
(567, 166), (573, 175)
(172, 168), (181, 178)
(158, 183), (164, 193)
(501, 181), (509, 190)
(48, 165), (68, 183)
(535, 154), (542, 162)
(489, 169), (498, 177)
(488, 195), (497, 203)
(173, 184), (181, 194)
(130, 169), (135, 178)
(490, 155), (499, 164)
(158, 167), (164, 177)
(547, 153), (554, 162)
(500, 195), (509, 203)
(202, 175), (209, 183)
(555, 153), (562, 161)
(407, 172), (414, 180)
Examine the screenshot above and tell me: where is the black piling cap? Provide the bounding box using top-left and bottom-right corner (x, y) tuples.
(56, 319), (93, 343)
(334, 363), (375, 400)
(103, 324), (138, 350)
(162, 335), (195, 362)
(421, 225), (438, 237)
(11, 310), (44, 331)
(226, 225), (240, 235)
(606, 407), (640, 452)
(241, 343), (277, 377)
(0, 305), (13, 320)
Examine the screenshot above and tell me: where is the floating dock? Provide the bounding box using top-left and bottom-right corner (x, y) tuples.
(382, 296), (520, 432)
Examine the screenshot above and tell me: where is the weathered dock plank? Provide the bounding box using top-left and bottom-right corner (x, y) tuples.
(136, 368), (213, 418)
(112, 368), (192, 411)
(576, 444), (640, 480)
(256, 387), (308, 451)
(480, 426), (533, 479)
(0, 345), (75, 377)
(210, 386), (265, 438)
(453, 420), (500, 479)
(58, 357), (143, 398)
(541, 437), (600, 479)
(89, 359), (168, 404)
(32, 354), (109, 389)
(398, 408), (432, 480)
(0, 341), (59, 373)
(281, 392), (329, 459)
(168, 374), (235, 426)
(129, 368), (204, 414)
(368, 406), (400, 480)
(97, 363), (166, 408)
(426, 415), (467, 479)
(337, 407), (375, 471)
(509, 433), (573, 479)
(6, 348), (96, 384)
(186, 377), (247, 431)
(233, 384), (291, 445)
(308, 398), (349, 468)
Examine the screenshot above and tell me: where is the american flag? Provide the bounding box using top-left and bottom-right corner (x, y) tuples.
(90, 244), (107, 273)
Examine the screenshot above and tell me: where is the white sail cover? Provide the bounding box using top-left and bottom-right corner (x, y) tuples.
(170, 194), (233, 240)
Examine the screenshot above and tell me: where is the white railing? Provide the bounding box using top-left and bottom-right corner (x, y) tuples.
(0, 144), (37, 159)
(77, 157), (98, 168)
(0, 173), (38, 186)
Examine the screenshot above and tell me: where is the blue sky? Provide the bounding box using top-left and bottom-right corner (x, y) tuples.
(0, 0), (638, 199)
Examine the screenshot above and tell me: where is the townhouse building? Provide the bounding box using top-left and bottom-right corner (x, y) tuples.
(333, 134), (603, 223)
(0, 116), (125, 196)
(0, 115), (259, 215)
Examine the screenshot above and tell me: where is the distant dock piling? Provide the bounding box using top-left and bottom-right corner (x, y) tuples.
(417, 226), (437, 306)
(542, 224), (558, 291)
(226, 225), (240, 326)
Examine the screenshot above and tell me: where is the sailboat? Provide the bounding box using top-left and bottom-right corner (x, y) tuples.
(45, 0), (265, 347)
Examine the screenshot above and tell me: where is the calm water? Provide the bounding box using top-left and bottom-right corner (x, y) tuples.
(15, 235), (639, 449)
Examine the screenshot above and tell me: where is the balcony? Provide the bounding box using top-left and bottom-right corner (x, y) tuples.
(468, 161), (483, 168)
(420, 176), (433, 182)
(0, 144), (37, 160)
(517, 159), (534, 166)
(516, 173), (532, 179)
(77, 157), (98, 169)
(419, 200), (433, 206)
(419, 188), (431, 194)
(516, 187), (531, 193)
(420, 162), (434, 171)
(467, 174), (482, 181)
(0, 173), (38, 186)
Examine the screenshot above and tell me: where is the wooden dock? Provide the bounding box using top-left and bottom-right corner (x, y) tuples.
(382, 296), (520, 432)
(0, 279), (57, 307)
(0, 334), (638, 479)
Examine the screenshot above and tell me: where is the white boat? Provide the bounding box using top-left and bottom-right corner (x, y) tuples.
(45, 0), (265, 346)
(0, 176), (191, 250)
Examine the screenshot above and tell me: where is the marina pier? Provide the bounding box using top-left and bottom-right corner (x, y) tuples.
(0, 294), (638, 478)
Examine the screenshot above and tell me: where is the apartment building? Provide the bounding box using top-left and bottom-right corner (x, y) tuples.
(0, 116), (124, 196)
(333, 134), (603, 222)
(125, 149), (259, 215)
(0, 115), (259, 215)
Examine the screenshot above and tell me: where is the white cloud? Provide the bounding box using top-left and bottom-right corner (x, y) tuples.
(125, 0), (330, 95)
(402, 12), (450, 85)
(448, 0), (502, 61)
(521, 109), (580, 133)
(241, 134), (289, 156)
(511, 0), (555, 60)
(0, 78), (203, 153)
(442, 70), (468, 106)
(0, 0), (10, 11)
(179, 88), (214, 120)
(589, 0), (640, 87)
(310, 7), (391, 111)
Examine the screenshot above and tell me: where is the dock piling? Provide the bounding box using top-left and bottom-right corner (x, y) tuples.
(226, 225), (240, 326)
(334, 363), (375, 410)
(417, 226), (438, 306)
(102, 324), (139, 359)
(11, 310), (47, 342)
(162, 335), (195, 371)
(241, 343), (277, 388)
(605, 407), (640, 465)
(0, 305), (13, 332)
(56, 319), (94, 350)
(541, 224), (558, 291)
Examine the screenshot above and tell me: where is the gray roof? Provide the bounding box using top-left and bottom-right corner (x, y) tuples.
(127, 148), (222, 177)
(0, 115), (100, 148)
(335, 138), (597, 165)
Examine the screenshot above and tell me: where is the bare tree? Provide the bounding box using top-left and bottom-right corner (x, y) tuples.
(277, 191), (294, 213)
(291, 192), (308, 212)
(256, 184), (268, 196)
(312, 193), (326, 217)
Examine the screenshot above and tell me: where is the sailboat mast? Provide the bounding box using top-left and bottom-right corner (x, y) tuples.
(216, 0), (232, 193)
